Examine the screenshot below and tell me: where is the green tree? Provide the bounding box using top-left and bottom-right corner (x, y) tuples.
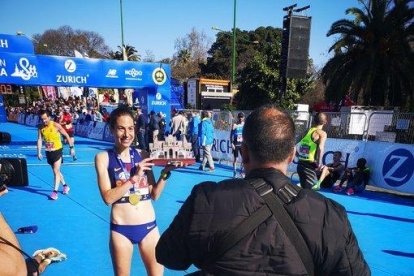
(108, 45), (141, 61)
(33, 25), (110, 58)
(236, 41), (314, 110)
(321, 0), (414, 111)
(201, 28), (263, 80)
(205, 26), (315, 110)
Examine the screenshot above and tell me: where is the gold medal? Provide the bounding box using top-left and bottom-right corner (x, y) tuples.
(129, 193), (140, 205)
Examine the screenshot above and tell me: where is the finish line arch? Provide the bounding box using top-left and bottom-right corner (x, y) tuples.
(0, 33), (172, 123)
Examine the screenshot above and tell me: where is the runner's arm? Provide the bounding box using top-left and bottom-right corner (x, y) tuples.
(316, 130), (327, 166)
(54, 123), (74, 148)
(37, 129), (43, 157)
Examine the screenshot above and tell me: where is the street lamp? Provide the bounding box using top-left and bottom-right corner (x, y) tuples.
(211, 0), (237, 92)
(231, 0), (237, 92)
(119, 0), (127, 61)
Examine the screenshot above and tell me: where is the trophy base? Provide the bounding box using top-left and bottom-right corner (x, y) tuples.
(152, 158), (196, 167)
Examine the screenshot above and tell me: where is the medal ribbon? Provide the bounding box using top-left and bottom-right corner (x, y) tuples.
(115, 148), (136, 195)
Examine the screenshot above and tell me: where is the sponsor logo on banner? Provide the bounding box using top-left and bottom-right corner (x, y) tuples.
(106, 69), (118, 78)
(56, 59), (89, 85)
(0, 39), (9, 49)
(11, 58), (38, 80)
(382, 148), (414, 187)
(152, 67), (167, 85)
(0, 59), (7, 77)
(151, 92), (167, 106)
(64, 59), (76, 72)
(125, 68), (142, 80)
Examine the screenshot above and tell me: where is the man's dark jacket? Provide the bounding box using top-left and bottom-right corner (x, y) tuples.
(156, 168), (370, 275)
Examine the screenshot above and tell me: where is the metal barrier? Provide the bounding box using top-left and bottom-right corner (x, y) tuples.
(367, 112), (414, 144)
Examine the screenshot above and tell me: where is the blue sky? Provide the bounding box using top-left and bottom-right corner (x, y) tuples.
(2, 0), (361, 68)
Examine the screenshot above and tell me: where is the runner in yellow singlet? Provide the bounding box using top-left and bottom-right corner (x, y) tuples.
(37, 110), (75, 200)
(296, 112), (328, 190)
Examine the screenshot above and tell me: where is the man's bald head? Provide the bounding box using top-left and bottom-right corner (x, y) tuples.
(243, 105), (295, 164)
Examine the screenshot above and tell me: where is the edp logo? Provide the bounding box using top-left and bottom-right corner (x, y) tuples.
(382, 148), (414, 187)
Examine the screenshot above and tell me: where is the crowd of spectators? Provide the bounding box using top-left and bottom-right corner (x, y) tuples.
(5, 96), (108, 124)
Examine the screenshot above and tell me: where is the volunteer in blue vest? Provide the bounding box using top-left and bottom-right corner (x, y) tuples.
(198, 111), (215, 171)
(230, 112), (245, 178)
(296, 112), (328, 190)
(188, 111), (201, 162)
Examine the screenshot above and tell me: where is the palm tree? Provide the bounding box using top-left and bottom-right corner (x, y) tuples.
(108, 44), (141, 61)
(321, 0), (414, 110)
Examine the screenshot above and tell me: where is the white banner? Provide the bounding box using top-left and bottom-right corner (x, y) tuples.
(365, 142), (414, 194)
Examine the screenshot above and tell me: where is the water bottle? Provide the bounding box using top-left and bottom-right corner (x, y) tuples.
(17, 225), (38, 234)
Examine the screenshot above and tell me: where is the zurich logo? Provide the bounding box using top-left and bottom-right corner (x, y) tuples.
(64, 59), (76, 73)
(382, 148), (414, 187)
(156, 92), (162, 100)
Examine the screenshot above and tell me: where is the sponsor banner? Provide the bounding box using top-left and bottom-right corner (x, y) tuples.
(0, 52), (171, 90)
(0, 34), (34, 54)
(0, 53), (39, 85)
(75, 121), (93, 137)
(37, 55), (101, 86)
(366, 142), (414, 194)
(25, 114), (39, 127)
(103, 124), (115, 142)
(18, 113), (25, 124)
(88, 122), (106, 140)
(211, 129), (232, 161)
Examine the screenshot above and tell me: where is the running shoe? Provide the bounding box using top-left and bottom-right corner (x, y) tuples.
(346, 188), (354, 195)
(49, 191), (58, 200)
(62, 185), (70, 195)
(312, 181), (321, 191)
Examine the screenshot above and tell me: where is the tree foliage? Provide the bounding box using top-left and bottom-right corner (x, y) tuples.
(108, 45), (141, 61)
(33, 25), (110, 58)
(204, 26), (315, 110)
(171, 28), (211, 81)
(321, 0), (414, 111)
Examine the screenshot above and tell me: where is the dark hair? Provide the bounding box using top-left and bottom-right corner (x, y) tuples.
(243, 105), (295, 163)
(313, 112), (328, 125)
(357, 158), (367, 168)
(238, 112), (245, 118)
(109, 107), (134, 130)
(201, 110), (209, 119)
(38, 109), (49, 117)
(334, 151), (342, 157)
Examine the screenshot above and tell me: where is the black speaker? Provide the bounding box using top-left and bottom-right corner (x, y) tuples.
(0, 158), (28, 186)
(0, 132), (11, 144)
(286, 15), (311, 79)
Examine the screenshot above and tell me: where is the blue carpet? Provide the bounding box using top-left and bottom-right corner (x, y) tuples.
(0, 122), (413, 275)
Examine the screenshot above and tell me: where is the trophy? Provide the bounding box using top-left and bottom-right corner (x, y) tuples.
(149, 135), (196, 166)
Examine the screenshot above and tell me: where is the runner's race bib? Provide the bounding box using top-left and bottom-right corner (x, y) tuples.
(298, 144), (310, 159)
(45, 142), (55, 151)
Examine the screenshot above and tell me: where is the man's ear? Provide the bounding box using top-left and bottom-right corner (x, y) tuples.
(288, 146), (296, 164)
(241, 143), (249, 164)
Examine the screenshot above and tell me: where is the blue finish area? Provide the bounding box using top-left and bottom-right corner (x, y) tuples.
(0, 122), (413, 275)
